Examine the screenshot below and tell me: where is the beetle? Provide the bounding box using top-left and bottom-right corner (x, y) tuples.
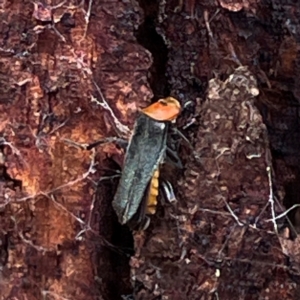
(112, 97), (181, 228)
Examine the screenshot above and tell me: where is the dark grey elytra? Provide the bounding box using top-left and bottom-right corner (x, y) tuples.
(112, 111), (169, 225)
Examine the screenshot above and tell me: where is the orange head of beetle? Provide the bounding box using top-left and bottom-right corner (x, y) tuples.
(142, 97), (181, 121)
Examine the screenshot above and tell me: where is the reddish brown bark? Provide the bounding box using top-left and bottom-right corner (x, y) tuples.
(0, 0), (300, 299)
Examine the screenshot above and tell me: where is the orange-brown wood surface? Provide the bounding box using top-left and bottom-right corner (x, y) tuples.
(0, 0), (300, 299)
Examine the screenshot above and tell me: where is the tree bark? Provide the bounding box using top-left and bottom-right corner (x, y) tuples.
(0, 0), (300, 299)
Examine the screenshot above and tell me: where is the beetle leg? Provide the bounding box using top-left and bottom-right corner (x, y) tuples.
(63, 137), (128, 150)
(86, 137), (128, 150)
(126, 198), (149, 230)
(160, 179), (177, 204)
(165, 147), (183, 169)
(134, 179), (176, 231)
(140, 216), (151, 231)
(129, 215), (150, 231)
(170, 127), (193, 150)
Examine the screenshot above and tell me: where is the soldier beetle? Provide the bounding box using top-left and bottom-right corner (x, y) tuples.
(67, 97), (181, 229)
(112, 97), (181, 229)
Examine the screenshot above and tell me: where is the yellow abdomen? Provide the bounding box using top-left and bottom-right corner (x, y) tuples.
(146, 169), (160, 214)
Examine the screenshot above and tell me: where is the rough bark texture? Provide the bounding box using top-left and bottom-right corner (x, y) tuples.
(0, 0), (300, 299)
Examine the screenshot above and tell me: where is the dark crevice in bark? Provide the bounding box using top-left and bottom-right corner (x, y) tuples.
(135, 0), (170, 100)
(0, 146), (22, 189)
(96, 169), (134, 299)
(110, 222), (135, 298)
